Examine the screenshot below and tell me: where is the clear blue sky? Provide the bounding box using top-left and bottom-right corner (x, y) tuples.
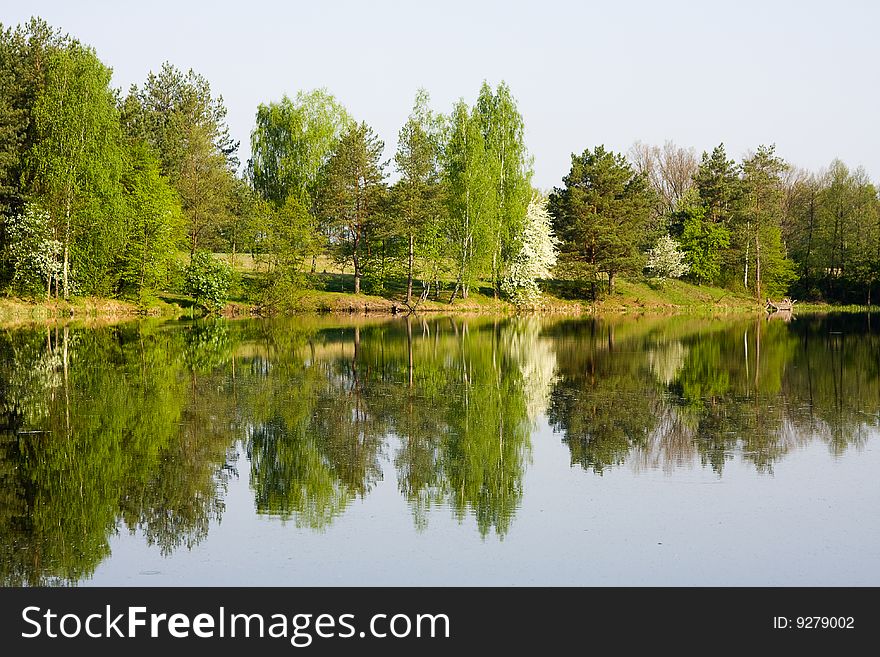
(5, 0), (879, 188)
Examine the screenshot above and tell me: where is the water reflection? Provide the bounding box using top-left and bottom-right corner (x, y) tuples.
(0, 312), (877, 584)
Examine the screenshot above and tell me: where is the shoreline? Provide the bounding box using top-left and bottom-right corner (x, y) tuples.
(3, 293), (875, 327)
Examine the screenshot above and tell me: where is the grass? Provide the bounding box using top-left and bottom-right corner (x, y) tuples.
(542, 278), (760, 315)
(4, 254), (874, 323)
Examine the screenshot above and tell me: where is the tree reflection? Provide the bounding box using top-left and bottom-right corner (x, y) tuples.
(0, 311), (878, 584)
(546, 314), (880, 475)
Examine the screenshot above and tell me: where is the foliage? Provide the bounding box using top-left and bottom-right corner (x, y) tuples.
(28, 38), (124, 298)
(549, 145), (655, 298)
(645, 235), (689, 281)
(4, 202), (61, 296)
(184, 251), (234, 312)
(740, 145), (797, 298)
(249, 89), (351, 208)
(118, 142), (183, 297)
(315, 122), (387, 294)
(122, 62), (238, 256)
(256, 194), (321, 310)
(394, 89), (445, 303)
(678, 198), (730, 285)
(443, 99), (495, 300)
(502, 195), (558, 303)
(475, 81), (532, 297)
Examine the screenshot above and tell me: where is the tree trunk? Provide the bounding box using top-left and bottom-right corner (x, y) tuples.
(755, 231), (762, 300)
(63, 193), (71, 301)
(450, 277), (461, 304)
(406, 233), (414, 305)
(353, 230), (361, 294)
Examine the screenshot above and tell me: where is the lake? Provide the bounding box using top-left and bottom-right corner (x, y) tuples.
(1, 312), (878, 586)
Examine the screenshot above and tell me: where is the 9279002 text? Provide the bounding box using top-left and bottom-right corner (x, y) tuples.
(773, 616), (854, 630)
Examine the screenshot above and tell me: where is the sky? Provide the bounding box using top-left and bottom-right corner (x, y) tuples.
(4, 0), (880, 189)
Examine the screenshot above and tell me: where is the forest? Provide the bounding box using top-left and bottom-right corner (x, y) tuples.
(1, 17), (879, 311)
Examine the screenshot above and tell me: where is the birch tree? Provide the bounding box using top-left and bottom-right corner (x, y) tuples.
(443, 100), (494, 301)
(29, 40), (123, 298)
(476, 81), (531, 298)
(394, 89), (444, 305)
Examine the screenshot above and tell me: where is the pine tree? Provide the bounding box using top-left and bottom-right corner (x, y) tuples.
(316, 122), (386, 294)
(549, 145), (654, 298)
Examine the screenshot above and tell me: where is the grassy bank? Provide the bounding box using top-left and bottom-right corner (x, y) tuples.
(0, 296), (183, 325)
(5, 276), (871, 325)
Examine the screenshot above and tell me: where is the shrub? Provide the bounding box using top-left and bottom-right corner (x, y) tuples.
(184, 252), (233, 312)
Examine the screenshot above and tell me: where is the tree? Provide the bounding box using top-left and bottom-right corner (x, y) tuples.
(781, 169), (822, 295)
(629, 140), (698, 221)
(740, 145), (796, 298)
(123, 63), (238, 260)
(694, 144), (741, 226)
(3, 202), (61, 297)
(221, 175), (262, 272)
(176, 123), (233, 258)
(259, 193), (322, 308)
(0, 18), (70, 218)
(184, 251), (233, 312)
(394, 89), (444, 305)
(443, 99), (495, 301)
(501, 194), (558, 304)
(676, 189), (730, 285)
(316, 122), (386, 294)
(476, 81), (531, 297)
(117, 143), (182, 298)
(28, 39), (123, 298)
(646, 235), (688, 281)
(549, 145), (655, 298)
(249, 89), (351, 208)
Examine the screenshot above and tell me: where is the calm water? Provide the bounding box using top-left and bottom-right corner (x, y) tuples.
(1, 312), (878, 586)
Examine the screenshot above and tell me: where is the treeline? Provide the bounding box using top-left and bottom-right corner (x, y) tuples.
(0, 18), (551, 311)
(551, 140), (880, 303)
(0, 18), (243, 305)
(2, 17), (879, 309)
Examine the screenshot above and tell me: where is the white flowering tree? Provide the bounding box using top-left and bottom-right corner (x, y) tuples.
(502, 194), (559, 304)
(5, 203), (63, 297)
(646, 235), (689, 282)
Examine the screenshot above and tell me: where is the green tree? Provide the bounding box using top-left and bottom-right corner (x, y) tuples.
(123, 63), (238, 259)
(677, 190), (730, 285)
(694, 143), (741, 227)
(249, 89), (351, 208)
(316, 122), (387, 294)
(0, 18), (69, 218)
(740, 145), (796, 298)
(394, 89), (444, 305)
(184, 251), (233, 312)
(475, 81), (531, 297)
(118, 143), (182, 298)
(549, 145), (654, 298)
(443, 99), (495, 301)
(28, 39), (123, 298)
